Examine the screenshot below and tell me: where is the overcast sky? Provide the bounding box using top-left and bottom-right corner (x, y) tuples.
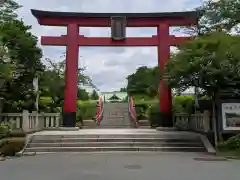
(15, 0), (204, 92)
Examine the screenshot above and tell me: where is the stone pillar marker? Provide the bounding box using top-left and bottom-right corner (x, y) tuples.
(22, 110), (30, 132)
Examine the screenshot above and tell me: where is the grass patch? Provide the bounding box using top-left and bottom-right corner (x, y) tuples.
(217, 149), (240, 159)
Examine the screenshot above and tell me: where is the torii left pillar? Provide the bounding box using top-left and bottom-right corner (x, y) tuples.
(63, 24), (79, 127)
(157, 24), (173, 126)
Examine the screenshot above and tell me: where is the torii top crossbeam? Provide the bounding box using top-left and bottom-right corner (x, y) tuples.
(31, 9), (201, 47)
(31, 9), (201, 27)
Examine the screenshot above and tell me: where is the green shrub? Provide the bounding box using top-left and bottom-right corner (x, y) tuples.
(135, 103), (149, 120)
(148, 102), (174, 127)
(75, 121), (83, 129)
(7, 130), (26, 138)
(76, 102), (97, 121)
(134, 100), (158, 120)
(0, 138), (25, 156)
(218, 134), (240, 151)
(173, 96), (194, 114)
(148, 103), (160, 127)
(0, 123), (12, 139)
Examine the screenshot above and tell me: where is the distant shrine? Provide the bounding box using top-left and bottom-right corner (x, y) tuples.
(101, 92), (128, 102)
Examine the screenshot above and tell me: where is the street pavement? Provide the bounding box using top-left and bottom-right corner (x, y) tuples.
(0, 152), (239, 180)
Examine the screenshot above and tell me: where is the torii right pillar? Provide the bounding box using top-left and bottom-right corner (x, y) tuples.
(157, 23), (173, 126)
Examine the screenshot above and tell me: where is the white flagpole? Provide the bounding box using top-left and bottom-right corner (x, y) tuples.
(33, 76), (39, 128)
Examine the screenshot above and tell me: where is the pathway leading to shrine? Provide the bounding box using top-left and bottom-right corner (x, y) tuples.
(1, 152), (239, 180)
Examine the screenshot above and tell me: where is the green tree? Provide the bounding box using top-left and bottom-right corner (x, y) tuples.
(0, 39), (12, 86)
(126, 66), (159, 97)
(78, 88), (89, 100)
(90, 90), (99, 100)
(0, 0), (20, 91)
(163, 32), (240, 144)
(199, 0), (240, 33)
(0, 0), (21, 22)
(164, 32), (240, 97)
(179, 0), (240, 36)
(40, 57), (94, 111)
(0, 0), (44, 112)
(120, 87), (127, 92)
(0, 20), (43, 112)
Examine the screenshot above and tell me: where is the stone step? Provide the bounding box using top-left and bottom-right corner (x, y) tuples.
(81, 126), (99, 129)
(32, 134), (201, 139)
(24, 146), (206, 153)
(31, 137), (201, 143)
(138, 120), (150, 125)
(82, 123), (98, 126)
(99, 126), (132, 128)
(27, 142), (203, 148)
(138, 121), (150, 127)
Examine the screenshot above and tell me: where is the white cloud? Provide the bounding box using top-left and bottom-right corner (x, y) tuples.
(15, 0), (202, 92)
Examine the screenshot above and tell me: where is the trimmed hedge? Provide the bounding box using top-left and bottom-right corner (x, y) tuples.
(218, 134), (240, 151)
(6, 130), (26, 138)
(134, 100), (158, 120)
(0, 138), (25, 156)
(173, 96), (194, 114)
(76, 101), (97, 121)
(0, 127), (26, 157)
(0, 123), (11, 139)
(147, 103), (173, 127)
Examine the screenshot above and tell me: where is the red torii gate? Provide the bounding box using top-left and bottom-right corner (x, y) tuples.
(31, 9), (200, 127)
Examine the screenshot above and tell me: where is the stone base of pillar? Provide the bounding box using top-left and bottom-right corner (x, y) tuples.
(156, 127), (177, 131)
(158, 112), (173, 127)
(62, 112), (76, 127)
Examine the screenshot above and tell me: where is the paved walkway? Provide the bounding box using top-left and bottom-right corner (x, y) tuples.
(0, 152), (239, 180)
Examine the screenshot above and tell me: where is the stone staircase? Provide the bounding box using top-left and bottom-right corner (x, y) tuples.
(138, 120), (151, 128)
(99, 103), (133, 128)
(81, 120), (98, 129)
(23, 130), (209, 154)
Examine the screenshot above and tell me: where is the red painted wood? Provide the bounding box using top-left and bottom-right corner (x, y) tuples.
(157, 24), (172, 114)
(38, 17), (198, 27)
(41, 35), (190, 46)
(41, 36), (158, 46)
(63, 24), (79, 113)
(41, 36), (67, 46)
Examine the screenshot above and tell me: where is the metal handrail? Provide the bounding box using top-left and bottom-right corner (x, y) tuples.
(96, 96), (104, 125)
(128, 95), (138, 128)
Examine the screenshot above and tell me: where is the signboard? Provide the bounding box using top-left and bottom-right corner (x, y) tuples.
(221, 103), (240, 130)
(111, 16), (126, 40)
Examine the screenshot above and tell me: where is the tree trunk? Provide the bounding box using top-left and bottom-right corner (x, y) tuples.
(212, 91), (220, 147)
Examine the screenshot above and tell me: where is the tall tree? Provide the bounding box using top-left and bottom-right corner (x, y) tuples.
(126, 66), (159, 97)
(0, 0), (21, 22)
(120, 87), (127, 92)
(0, 0), (20, 88)
(163, 32), (240, 144)
(90, 89), (99, 100)
(164, 32), (240, 97)
(0, 1), (44, 112)
(78, 88), (89, 101)
(178, 0), (240, 36)
(199, 0), (240, 33)
(40, 58), (94, 111)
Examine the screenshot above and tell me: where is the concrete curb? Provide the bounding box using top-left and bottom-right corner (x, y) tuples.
(225, 156), (240, 160)
(156, 127), (178, 131)
(199, 134), (216, 154)
(0, 157), (6, 161)
(43, 127), (80, 131)
(16, 133), (35, 156)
